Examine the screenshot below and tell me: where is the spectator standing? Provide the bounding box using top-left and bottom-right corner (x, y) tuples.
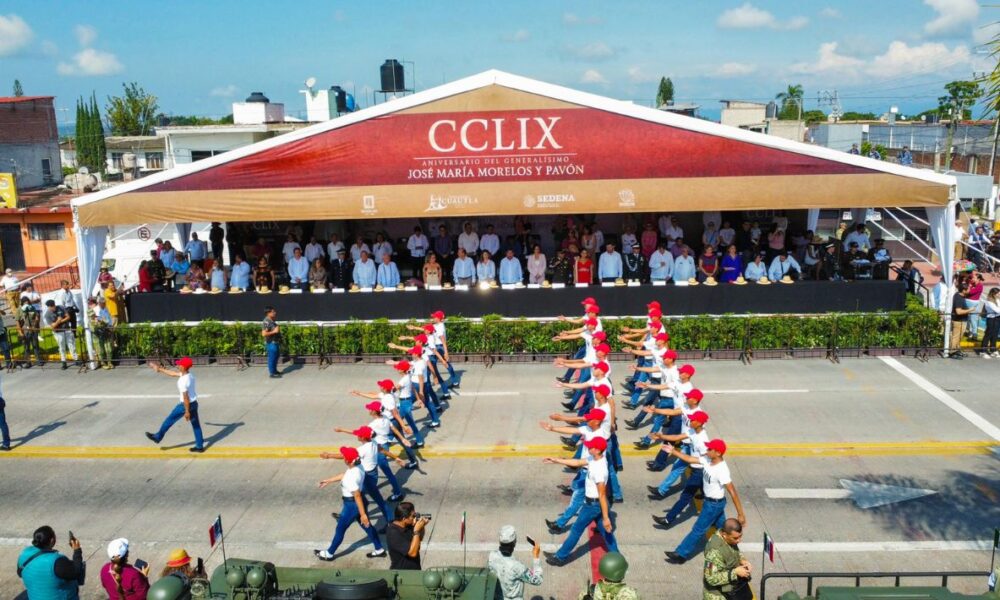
(208, 261), (227, 291)
(703, 520), (752, 600)
(649, 243), (674, 282)
(377, 254), (402, 288)
(657, 213), (672, 239)
(169, 251), (191, 289)
(598, 243), (623, 283)
(309, 259), (327, 289)
(702, 222), (720, 250)
(896, 260), (923, 295)
(499, 250), (524, 285)
(185, 233), (208, 269)
(281, 233), (301, 266)
(304, 236), (325, 263)
(621, 225), (638, 255)
(458, 222), (479, 256)
(640, 222), (658, 259)
(673, 247), (696, 283)
(327, 233), (345, 259)
(43, 300), (79, 370)
(480, 225), (500, 260)
(350, 235), (371, 263)
(262, 306), (282, 378)
(718, 221), (736, 249)
(477, 251), (497, 284)
(329, 249), (352, 290)
(949, 285), (974, 359)
(624, 244), (648, 283)
(56, 280), (80, 331)
(287, 247), (310, 291)
(719, 245), (742, 283)
(526, 245), (547, 284)
(981, 288), (1000, 358)
(158, 241), (175, 267)
(145, 357), (205, 452)
(963, 273), (985, 340)
(698, 246), (718, 282)
(550, 249), (572, 284)
(386, 502), (428, 570)
(2, 268), (19, 310)
(407, 226), (429, 275)
(819, 244), (843, 281)
(353, 252), (377, 288)
(669, 237), (689, 259)
(209, 222), (225, 264)
(848, 143), (860, 155)
(433, 225), (453, 275)
(146, 251), (166, 292)
(0, 307), (11, 370)
(665, 216), (684, 243)
(0, 392), (8, 450)
(423, 254), (443, 286)
(137, 261), (153, 293)
(87, 298), (115, 370)
(766, 226), (786, 263)
(17, 296), (43, 367)
(230, 255), (251, 291)
(17, 526), (84, 599)
(580, 226), (599, 257)
(452, 248), (476, 285)
(574, 249), (594, 285)
(487, 525), (543, 600)
(372, 233), (393, 264)
(100, 538), (150, 600)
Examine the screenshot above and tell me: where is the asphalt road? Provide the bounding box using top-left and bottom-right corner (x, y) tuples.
(0, 356), (997, 599)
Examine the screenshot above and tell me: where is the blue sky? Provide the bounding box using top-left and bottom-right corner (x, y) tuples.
(0, 0), (995, 124)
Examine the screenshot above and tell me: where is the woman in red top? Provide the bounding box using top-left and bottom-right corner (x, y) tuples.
(698, 245), (718, 281)
(574, 249), (594, 284)
(640, 222), (658, 259)
(137, 260), (153, 292)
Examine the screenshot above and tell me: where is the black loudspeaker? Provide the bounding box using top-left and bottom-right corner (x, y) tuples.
(380, 59), (405, 93)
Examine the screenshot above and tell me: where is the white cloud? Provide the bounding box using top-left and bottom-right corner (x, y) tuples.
(209, 84), (239, 98)
(502, 29), (530, 43)
(868, 40), (970, 77)
(789, 42), (864, 75)
(57, 47), (123, 76)
(819, 7), (841, 19)
(0, 14), (33, 57)
(923, 0), (978, 37)
(580, 69), (608, 84)
(973, 21), (1000, 45)
(712, 62), (758, 78)
(74, 24), (97, 46)
(563, 12), (602, 26)
(626, 66), (658, 84)
(717, 3), (808, 30)
(564, 41), (616, 61)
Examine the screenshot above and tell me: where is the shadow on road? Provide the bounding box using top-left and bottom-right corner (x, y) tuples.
(160, 421), (245, 451)
(10, 401), (99, 449)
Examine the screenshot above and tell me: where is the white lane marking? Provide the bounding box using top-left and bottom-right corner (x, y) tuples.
(879, 356), (1000, 441)
(67, 394), (214, 399)
(766, 489), (851, 499)
(703, 389), (809, 394)
(453, 391), (520, 397)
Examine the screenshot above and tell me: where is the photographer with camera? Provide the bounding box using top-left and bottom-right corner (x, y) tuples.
(386, 502), (428, 570)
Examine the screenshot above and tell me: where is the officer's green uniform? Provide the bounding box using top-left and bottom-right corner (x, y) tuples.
(579, 553), (640, 600)
(703, 531), (747, 600)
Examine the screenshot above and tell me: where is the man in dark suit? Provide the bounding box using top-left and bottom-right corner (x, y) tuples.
(329, 248), (353, 289)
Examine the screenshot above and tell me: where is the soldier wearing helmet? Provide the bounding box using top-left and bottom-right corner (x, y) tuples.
(579, 552), (638, 600)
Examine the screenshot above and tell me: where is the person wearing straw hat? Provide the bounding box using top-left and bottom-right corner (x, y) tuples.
(315, 446), (387, 561)
(159, 548), (205, 579)
(145, 357), (205, 453)
(100, 538), (150, 599)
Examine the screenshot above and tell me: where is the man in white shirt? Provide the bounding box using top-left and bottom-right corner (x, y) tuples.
(304, 236), (326, 263)
(372, 234), (393, 264)
(649, 244), (674, 282)
(665, 438), (747, 564)
(598, 244), (623, 282)
(327, 234), (345, 260)
(350, 236), (371, 263)
(452, 248), (476, 285)
(842, 224), (871, 251)
(499, 249), (523, 285)
(658, 214), (673, 239)
(457, 222), (479, 256)
(145, 357), (204, 452)
(768, 252), (801, 281)
(592, 225), (605, 252)
(315, 445), (387, 560)
(406, 226), (429, 276)
(376, 254), (401, 288)
(281, 234), (301, 266)
(672, 247), (696, 282)
(185, 233), (208, 268)
(287, 247), (310, 290)
(480, 225), (501, 260)
(352, 252), (377, 288)
(665, 217), (684, 243)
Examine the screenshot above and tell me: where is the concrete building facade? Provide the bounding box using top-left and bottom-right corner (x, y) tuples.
(0, 96), (62, 190)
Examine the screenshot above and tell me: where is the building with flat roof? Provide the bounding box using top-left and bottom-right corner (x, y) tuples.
(0, 96), (62, 190)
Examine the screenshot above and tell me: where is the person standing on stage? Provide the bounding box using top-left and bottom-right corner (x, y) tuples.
(145, 357), (205, 453)
(315, 446), (387, 561)
(262, 306), (282, 378)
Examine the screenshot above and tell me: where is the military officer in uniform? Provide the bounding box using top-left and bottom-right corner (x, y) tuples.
(579, 552), (639, 600)
(623, 244), (647, 283)
(487, 525), (543, 600)
(703, 518), (752, 600)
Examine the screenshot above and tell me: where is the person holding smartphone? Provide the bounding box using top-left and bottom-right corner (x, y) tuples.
(17, 525), (84, 599)
(386, 502), (428, 570)
(487, 525), (543, 599)
(100, 538), (150, 599)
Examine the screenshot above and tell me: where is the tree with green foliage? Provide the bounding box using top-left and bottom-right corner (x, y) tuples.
(800, 109), (827, 124)
(776, 84), (804, 120)
(12, 79), (22, 97)
(105, 82), (159, 136)
(840, 111), (878, 121)
(73, 93), (107, 174)
(656, 77), (674, 107)
(938, 80), (982, 169)
(157, 113), (233, 126)
(90, 93), (106, 173)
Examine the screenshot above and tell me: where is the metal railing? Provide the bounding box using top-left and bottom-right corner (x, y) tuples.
(760, 570), (990, 599)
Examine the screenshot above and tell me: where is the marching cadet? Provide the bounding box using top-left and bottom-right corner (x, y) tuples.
(487, 525), (543, 600)
(703, 518), (752, 600)
(320, 425), (401, 531)
(556, 302), (603, 383)
(541, 408), (613, 532)
(351, 381), (419, 467)
(334, 401), (413, 502)
(315, 446), (387, 561)
(430, 310), (459, 388)
(543, 437), (619, 566)
(623, 340), (672, 411)
(631, 362), (692, 449)
(647, 389), (706, 496)
(620, 324), (668, 400)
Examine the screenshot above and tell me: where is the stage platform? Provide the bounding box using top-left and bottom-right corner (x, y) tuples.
(125, 280), (907, 322)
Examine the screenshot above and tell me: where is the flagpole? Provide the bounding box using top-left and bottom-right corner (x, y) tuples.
(219, 514), (229, 575)
(462, 511), (467, 580)
(761, 532), (767, 581)
(991, 527), (998, 575)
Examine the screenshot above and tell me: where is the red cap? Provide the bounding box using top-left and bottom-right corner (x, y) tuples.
(393, 360), (411, 372)
(583, 408), (606, 422)
(377, 379), (395, 391)
(648, 308), (662, 319)
(592, 384), (612, 398)
(686, 388), (704, 401)
(406, 346), (422, 356)
(581, 297), (597, 305)
(678, 364), (696, 377)
(592, 332), (607, 341)
(583, 437), (608, 452)
(594, 343), (611, 354)
(662, 349), (678, 361)
(689, 410), (709, 424)
(422, 324), (435, 332)
(649, 320), (662, 330)
(584, 317), (599, 327)
(341, 446), (360, 462)
(705, 439), (727, 455)
(592, 361), (610, 373)
(646, 300), (661, 309)
(431, 310), (445, 319)
(414, 333), (429, 344)
(365, 401), (383, 412)
(174, 357), (193, 369)
(585, 304), (600, 315)
(352, 426), (374, 440)
(655, 332), (670, 342)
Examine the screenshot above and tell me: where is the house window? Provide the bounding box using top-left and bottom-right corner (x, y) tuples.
(111, 152), (124, 170)
(41, 158), (51, 178)
(190, 150), (220, 162)
(145, 152), (164, 169)
(29, 223), (67, 241)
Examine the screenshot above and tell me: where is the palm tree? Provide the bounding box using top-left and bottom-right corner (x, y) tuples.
(776, 84), (804, 119)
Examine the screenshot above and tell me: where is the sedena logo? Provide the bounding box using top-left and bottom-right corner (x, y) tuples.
(361, 195), (377, 215)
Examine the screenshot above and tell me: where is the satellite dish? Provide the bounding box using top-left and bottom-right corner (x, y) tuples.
(305, 77), (316, 89)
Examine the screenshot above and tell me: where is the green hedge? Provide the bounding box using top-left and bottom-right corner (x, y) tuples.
(108, 298), (943, 358)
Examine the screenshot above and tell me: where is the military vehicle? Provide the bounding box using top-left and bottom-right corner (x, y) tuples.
(148, 558), (498, 599)
(762, 569), (998, 600)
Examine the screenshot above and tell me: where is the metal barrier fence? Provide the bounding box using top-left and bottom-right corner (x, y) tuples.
(759, 570), (990, 599)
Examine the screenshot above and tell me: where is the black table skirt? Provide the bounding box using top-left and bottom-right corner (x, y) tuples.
(125, 280), (906, 322)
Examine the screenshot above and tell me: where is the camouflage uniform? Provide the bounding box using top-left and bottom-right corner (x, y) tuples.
(487, 550), (543, 600)
(579, 580), (640, 600)
(703, 531), (746, 600)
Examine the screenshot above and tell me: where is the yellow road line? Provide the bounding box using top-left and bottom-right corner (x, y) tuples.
(0, 441), (994, 460)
